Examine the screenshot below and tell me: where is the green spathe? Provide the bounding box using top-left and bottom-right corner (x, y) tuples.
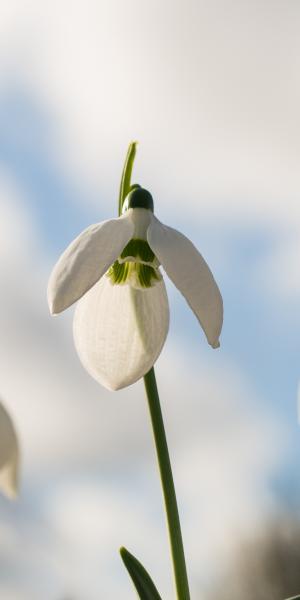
(118, 141), (138, 215)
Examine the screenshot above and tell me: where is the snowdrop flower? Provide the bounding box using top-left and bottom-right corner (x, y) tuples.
(0, 401), (19, 499)
(48, 187), (223, 390)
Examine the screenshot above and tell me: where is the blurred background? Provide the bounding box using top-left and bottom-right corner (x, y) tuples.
(0, 1), (299, 598)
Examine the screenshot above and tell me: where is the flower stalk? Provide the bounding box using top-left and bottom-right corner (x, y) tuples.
(119, 143), (190, 599)
(144, 367), (190, 600)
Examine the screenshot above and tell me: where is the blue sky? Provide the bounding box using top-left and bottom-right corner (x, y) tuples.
(0, 1), (299, 598)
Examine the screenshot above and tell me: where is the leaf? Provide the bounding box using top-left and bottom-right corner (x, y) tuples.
(120, 546), (163, 600)
(285, 596), (300, 600)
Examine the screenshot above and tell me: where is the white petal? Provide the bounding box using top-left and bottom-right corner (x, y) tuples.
(48, 213), (134, 314)
(73, 276), (169, 390)
(148, 216), (223, 348)
(0, 402), (19, 499)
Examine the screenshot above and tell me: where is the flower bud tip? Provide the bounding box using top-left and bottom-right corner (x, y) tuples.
(211, 339), (220, 349)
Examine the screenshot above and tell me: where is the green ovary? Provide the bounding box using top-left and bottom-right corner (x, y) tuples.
(107, 239), (161, 288)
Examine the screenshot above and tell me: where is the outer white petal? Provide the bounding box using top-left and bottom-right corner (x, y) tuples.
(48, 213), (134, 314)
(147, 215), (223, 348)
(73, 276), (169, 390)
(0, 402), (19, 499)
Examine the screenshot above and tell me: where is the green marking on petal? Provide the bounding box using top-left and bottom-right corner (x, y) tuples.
(107, 261), (129, 284)
(120, 239), (155, 263)
(107, 238), (161, 288)
(136, 263), (160, 287)
(107, 261), (161, 288)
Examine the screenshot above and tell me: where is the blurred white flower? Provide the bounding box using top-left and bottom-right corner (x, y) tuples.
(0, 401), (19, 499)
(48, 188), (223, 390)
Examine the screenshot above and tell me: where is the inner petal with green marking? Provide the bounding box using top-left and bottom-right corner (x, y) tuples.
(107, 239), (161, 289)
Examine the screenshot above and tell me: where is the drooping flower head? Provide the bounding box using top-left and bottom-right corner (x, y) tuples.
(0, 401), (19, 499)
(48, 152), (223, 390)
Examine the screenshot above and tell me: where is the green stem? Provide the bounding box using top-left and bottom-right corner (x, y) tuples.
(144, 368), (191, 600)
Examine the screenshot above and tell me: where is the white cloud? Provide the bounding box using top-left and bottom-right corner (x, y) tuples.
(0, 0), (299, 227)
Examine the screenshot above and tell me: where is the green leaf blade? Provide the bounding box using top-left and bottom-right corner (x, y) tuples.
(120, 546), (163, 600)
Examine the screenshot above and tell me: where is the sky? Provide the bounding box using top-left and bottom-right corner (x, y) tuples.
(0, 1), (299, 598)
